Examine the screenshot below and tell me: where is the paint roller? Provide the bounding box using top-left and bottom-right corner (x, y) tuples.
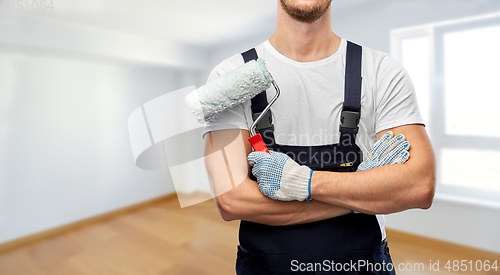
(185, 59), (280, 153)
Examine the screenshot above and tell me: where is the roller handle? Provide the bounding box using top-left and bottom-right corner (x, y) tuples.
(248, 134), (270, 154)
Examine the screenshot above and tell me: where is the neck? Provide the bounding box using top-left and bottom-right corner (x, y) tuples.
(269, 5), (340, 62)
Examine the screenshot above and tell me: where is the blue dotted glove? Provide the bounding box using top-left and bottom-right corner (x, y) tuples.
(248, 150), (312, 201)
(357, 131), (410, 172)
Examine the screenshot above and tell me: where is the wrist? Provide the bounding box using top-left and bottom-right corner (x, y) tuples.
(310, 170), (322, 199)
(307, 169), (313, 201)
(310, 170), (343, 202)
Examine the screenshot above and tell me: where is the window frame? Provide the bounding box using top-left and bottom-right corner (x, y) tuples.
(391, 14), (500, 204)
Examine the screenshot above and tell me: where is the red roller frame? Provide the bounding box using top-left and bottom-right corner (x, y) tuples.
(248, 133), (270, 154)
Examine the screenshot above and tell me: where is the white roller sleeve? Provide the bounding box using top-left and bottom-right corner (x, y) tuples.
(185, 59), (273, 124)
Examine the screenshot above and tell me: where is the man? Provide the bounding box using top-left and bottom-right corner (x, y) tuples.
(203, 0), (436, 274)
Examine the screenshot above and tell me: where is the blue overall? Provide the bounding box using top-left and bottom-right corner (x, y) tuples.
(237, 41), (396, 274)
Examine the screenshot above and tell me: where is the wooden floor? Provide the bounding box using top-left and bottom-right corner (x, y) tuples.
(0, 196), (498, 275)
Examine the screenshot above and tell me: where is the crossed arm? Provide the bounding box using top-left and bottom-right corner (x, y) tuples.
(204, 124), (436, 226)
(311, 124), (436, 215)
(205, 129), (352, 226)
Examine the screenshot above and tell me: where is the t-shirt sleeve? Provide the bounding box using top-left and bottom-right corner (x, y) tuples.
(201, 58), (251, 139)
(374, 54), (425, 134)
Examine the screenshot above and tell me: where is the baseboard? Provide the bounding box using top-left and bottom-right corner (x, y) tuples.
(0, 193), (178, 254)
(386, 228), (500, 259)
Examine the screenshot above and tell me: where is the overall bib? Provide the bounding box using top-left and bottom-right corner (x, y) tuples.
(236, 41), (396, 275)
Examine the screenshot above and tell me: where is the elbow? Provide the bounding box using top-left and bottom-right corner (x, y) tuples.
(214, 193), (238, 222)
(417, 171), (436, 210)
(219, 206), (235, 222)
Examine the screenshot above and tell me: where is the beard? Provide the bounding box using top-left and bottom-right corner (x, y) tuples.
(279, 0), (333, 23)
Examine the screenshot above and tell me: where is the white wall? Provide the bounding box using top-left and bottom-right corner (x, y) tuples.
(0, 14), (206, 245)
(204, 0), (500, 253)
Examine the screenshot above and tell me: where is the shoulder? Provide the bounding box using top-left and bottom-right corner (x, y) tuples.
(358, 44), (410, 95)
(207, 43), (267, 82)
(361, 45), (406, 78)
(361, 45), (395, 71)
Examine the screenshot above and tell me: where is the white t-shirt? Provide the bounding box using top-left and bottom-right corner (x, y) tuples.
(203, 37), (424, 241)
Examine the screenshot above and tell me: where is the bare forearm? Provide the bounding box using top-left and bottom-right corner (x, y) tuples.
(311, 163), (434, 214)
(216, 177), (351, 226)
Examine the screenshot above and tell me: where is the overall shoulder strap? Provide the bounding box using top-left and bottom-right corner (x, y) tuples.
(340, 41), (362, 144)
(241, 48), (269, 115)
(241, 48), (274, 132)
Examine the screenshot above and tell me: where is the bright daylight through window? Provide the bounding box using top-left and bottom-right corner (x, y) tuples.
(393, 14), (500, 197)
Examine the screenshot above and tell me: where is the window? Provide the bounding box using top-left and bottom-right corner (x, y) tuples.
(443, 25), (500, 137)
(392, 13), (500, 202)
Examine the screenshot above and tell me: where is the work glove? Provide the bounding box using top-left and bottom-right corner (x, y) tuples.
(248, 150), (312, 202)
(357, 131), (410, 171)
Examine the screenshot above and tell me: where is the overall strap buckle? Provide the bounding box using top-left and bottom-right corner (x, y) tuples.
(339, 110), (360, 133)
(252, 110), (274, 131)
